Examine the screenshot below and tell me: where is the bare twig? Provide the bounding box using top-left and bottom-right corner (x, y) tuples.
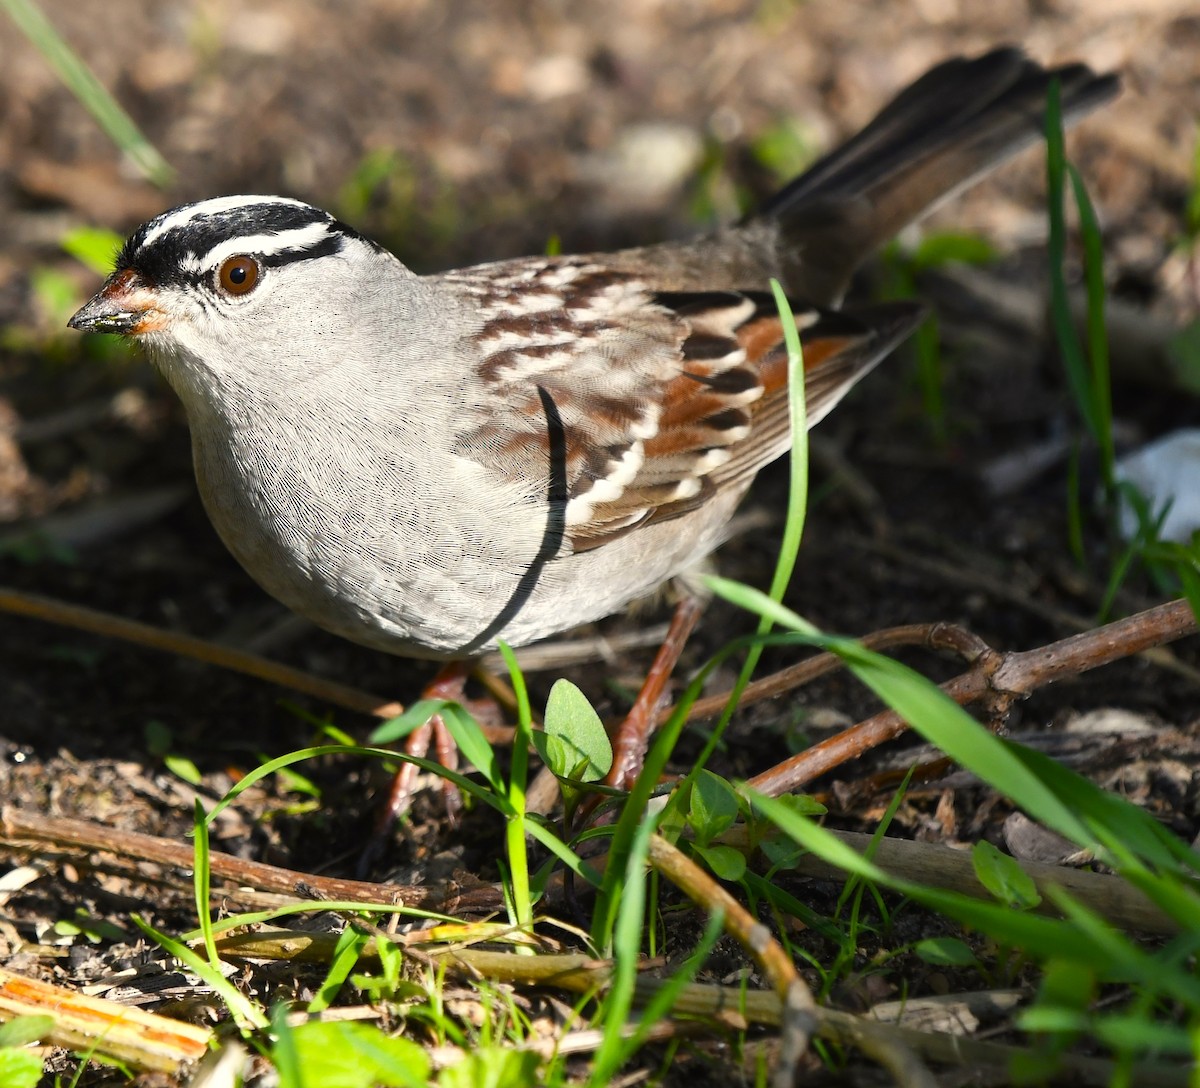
(0, 807), (504, 915)
(848, 533), (1200, 684)
(4, 585), (1196, 829)
(748, 598), (1198, 797)
(0, 587), (405, 718)
(0, 586), (518, 744)
(0, 965), (210, 1073)
(720, 827), (1177, 935)
(659, 621), (992, 726)
(646, 833), (824, 1088)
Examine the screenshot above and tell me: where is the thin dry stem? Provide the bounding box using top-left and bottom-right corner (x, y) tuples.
(749, 598), (1197, 796)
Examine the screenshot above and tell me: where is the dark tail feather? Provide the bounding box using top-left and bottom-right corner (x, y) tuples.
(758, 47), (1119, 305)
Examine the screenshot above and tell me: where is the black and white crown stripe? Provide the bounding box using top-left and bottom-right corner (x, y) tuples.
(135, 195), (316, 250)
(118, 195), (377, 289)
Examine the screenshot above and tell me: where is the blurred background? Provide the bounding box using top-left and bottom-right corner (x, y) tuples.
(1, 0), (1192, 283)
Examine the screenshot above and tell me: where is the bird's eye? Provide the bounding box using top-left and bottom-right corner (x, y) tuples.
(216, 255), (260, 296)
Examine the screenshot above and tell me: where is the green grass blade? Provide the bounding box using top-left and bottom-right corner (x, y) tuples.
(748, 793), (1148, 981)
(498, 642), (533, 934)
(704, 579), (1097, 846)
(132, 915), (268, 1031)
(307, 927), (371, 1014)
(2, 0), (173, 187)
(1045, 79), (1095, 439)
(1068, 162), (1115, 490)
(269, 1006), (304, 1088)
(594, 281), (811, 949)
(663, 279), (810, 805)
(205, 744), (513, 824)
(589, 812), (657, 1086)
(191, 800), (220, 971)
(182, 899), (455, 940)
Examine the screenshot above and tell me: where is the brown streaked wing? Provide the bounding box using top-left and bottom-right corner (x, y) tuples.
(446, 256), (924, 554)
(445, 256), (685, 538)
(571, 294), (927, 547)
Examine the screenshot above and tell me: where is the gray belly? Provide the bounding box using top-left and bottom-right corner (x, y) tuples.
(190, 426), (741, 659)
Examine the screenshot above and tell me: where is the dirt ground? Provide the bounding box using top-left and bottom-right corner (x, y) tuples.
(2, 0), (1200, 1083)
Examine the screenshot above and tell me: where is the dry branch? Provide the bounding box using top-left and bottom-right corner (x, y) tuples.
(747, 598), (1197, 796)
(0, 807), (504, 915)
(0, 966), (210, 1073)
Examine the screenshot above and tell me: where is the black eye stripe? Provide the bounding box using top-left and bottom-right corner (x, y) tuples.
(198, 233), (348, 298)
(256, 231), (346, 270)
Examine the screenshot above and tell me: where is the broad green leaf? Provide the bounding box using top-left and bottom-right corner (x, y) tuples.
(370, 700), (502, 792)
(30, 266), (79, 324)
(438, 1046), (539, 1088)
(914, 936), (979, 968)
(0, 1048), (42, 1088)
(0, 1016), (53, 1049)
(61, 226), (123, 275)
(537, 679), (612, 780)
(283, 1020), (430, 1088)
(368, 699), (453, 744)
(910, 230), (998, 270)
(689, 769), (739, 842)
(165, 754), (203, 786)
(972, 840), (1041, 910)
(693, 842), (746, 882)
(438, 701), (504, 793)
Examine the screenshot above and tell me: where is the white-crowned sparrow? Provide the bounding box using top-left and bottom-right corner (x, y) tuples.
(68, 48), (1115, 693)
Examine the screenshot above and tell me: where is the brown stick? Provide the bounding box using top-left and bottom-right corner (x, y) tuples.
(207, 934), (1190, 1086)
(720, 826), (1177, 934)
(0, 586), (517, 743)
(660, 621), (992, 726)
(646, 833), (823, 1088)
(0, 586), (404, 718)
(0, 966), (211, 1073)
(0, 807), (504, 915)
(4, 586), (1196, 805)
(850, 532), (1200, 684)
(0, 587), (983, 744)
(991, 598), (1198, 690)
(606, 595), (706, 790)
(749, 598), (1197, 797)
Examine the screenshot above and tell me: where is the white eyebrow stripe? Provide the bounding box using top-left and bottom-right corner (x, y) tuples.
(139, 195), (311, 249)
(199, 222), (336, 269)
